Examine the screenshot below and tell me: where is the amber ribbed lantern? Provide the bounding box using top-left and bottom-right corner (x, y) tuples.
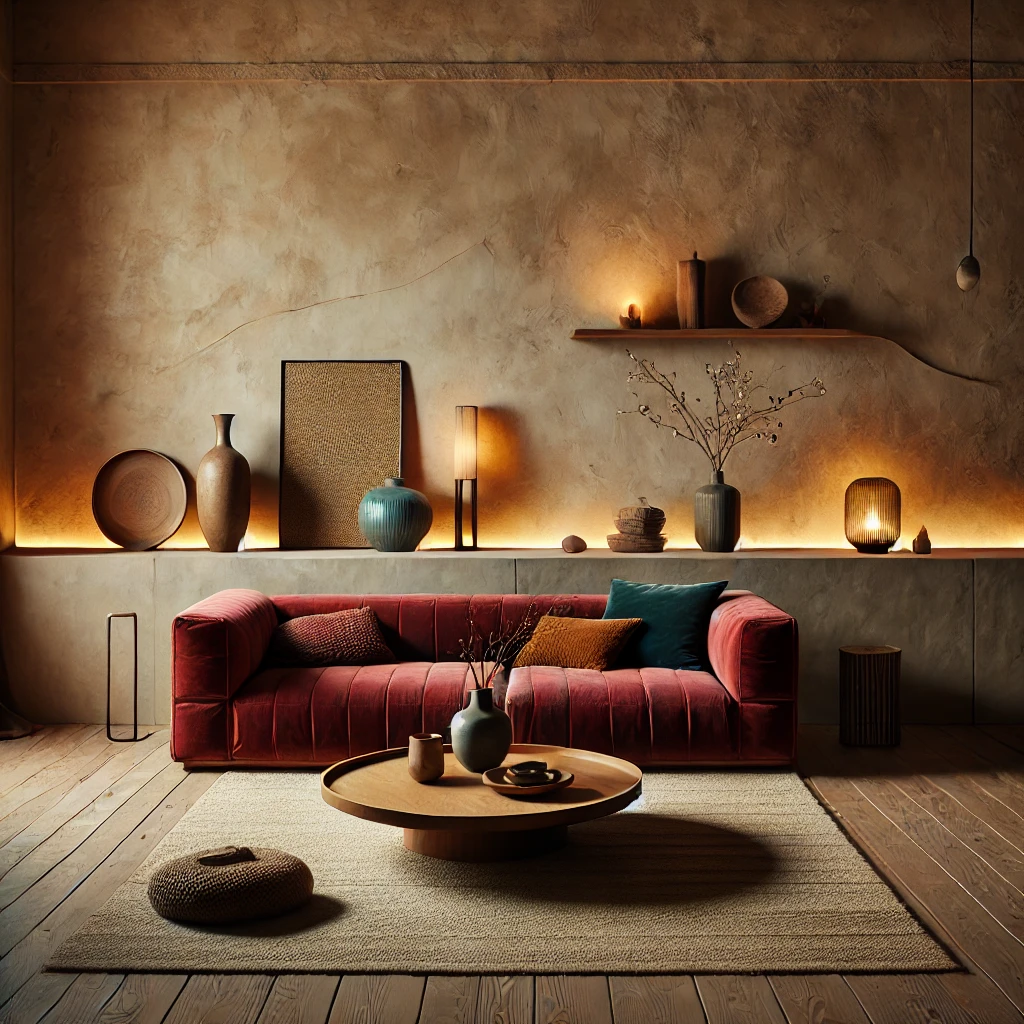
(845, 477), (901, 553)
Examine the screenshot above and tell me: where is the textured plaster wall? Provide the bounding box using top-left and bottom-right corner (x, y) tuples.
(0, 0), (12, 549)
(10, 1), (1024, 553)
(13, 0), (1024, 64)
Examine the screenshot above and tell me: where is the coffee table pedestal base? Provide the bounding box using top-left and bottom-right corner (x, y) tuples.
(403, 824), (568, 861)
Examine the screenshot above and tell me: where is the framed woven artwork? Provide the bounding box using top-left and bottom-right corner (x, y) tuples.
(279, 360), (403, 548)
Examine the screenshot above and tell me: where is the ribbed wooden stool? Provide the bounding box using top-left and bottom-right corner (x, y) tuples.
(839, 645), (901, 746)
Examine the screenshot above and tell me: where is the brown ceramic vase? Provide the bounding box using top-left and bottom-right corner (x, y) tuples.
(197, 414), (251, 552)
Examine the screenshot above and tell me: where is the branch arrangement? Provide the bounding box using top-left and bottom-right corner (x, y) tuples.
(458, 604), (540, 689)
(620, 350), (826, 473)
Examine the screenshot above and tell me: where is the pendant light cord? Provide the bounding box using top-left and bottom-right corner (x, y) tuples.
(969, 0), (975, 257)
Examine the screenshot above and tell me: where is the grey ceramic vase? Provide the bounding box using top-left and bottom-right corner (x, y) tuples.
(196, 414), (250, 552)
(450, 688), (512, 774)
(694, 470), (741, 552)
(358, 477), (433, 551)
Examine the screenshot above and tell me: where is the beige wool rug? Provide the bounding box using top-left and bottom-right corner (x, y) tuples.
(49, 770), (956, 975)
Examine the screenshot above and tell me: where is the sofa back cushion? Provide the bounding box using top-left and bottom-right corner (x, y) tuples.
(513, 614), (643, 671)
(603, 578), (729, 671)
(270, 595), (609, 662)
(268, 607), (396, 667)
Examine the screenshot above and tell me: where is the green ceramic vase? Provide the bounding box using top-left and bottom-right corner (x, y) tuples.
(694, 470), (741, 552)
(450, 688), (512, 774)
(357, 477), (432, 552)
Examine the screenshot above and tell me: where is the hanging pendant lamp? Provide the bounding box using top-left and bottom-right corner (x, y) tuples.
(957, 0), (980, 291)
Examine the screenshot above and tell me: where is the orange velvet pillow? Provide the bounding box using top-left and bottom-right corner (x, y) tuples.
(512, 614), (643, 671)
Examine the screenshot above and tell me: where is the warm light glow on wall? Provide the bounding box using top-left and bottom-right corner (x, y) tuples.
(17, 525), (1024, 552)
(14, 440), (1024, 555)
(734, 533), (847, 549)
(159, 525), (211, 549)
(422, 534), (560, 551)
(240, 528), (280, 550)
(573, 236), (673, 327)
(13, 523), (282, 551)
(13, 530), (119, 549)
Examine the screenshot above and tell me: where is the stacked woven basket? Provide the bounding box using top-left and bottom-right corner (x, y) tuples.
(607, 501), (667, 553)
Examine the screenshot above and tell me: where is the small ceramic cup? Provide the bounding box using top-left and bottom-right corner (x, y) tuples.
(408, 733), (444, 783)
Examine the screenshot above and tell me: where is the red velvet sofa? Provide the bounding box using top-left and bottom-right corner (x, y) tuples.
(170, 590), (797, 768)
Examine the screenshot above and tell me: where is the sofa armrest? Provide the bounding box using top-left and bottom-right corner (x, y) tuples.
(171, 589), (278, 765)
(707, 594), (798, 704)
(172, 589), (278, 701)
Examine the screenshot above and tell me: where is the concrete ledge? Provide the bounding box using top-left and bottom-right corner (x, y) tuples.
(1, 548), (1020, 727)
(974, 559), (1024, 723)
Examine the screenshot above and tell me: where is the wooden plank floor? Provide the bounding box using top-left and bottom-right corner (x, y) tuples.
(1, 725), (1023, 1023)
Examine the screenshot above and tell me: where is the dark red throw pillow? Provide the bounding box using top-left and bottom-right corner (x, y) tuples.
(269, 607), (395, 666)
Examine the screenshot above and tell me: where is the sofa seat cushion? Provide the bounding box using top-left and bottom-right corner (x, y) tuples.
(504, 666), (737, 764)
(231, 662), (474, 763)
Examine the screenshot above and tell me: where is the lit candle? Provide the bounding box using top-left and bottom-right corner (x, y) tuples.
(619, 303), (642, 329)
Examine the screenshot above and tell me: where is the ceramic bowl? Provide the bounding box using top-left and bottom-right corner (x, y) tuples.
(731, 275), (788, 328)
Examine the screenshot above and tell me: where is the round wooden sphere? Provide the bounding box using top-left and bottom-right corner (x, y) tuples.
(561, 535), (587, 553)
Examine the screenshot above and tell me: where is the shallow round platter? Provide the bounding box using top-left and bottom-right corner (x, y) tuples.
(92, 449), (187, 550)
(481, 767), (574, 797)
(321, 743), (642, 861)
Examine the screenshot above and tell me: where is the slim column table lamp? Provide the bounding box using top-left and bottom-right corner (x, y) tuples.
(454, 406), (478, 550)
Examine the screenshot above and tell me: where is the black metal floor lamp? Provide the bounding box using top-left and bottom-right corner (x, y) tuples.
(107, 612), (154, 742)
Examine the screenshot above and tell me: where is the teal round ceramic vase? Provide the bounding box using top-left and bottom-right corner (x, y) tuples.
(357, 478), (433, 552)
(450, 688), (512, 774)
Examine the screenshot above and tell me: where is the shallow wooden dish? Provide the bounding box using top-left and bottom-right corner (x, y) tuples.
(481, 767), (575, 797)
(731, 275), (788, 328)
(92, 449), (187, 550)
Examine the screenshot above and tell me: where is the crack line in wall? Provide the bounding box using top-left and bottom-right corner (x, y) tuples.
(116, 237), (494, 395)
(882, 344), (996, 387)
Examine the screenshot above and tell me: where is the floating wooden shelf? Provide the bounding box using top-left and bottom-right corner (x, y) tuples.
(570, 326), (995, 386)
(571, 328), (873, 340)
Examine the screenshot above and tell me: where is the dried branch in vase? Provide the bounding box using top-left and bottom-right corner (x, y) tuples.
(458, 604), (539, 689)
(619, 350), (826, 473)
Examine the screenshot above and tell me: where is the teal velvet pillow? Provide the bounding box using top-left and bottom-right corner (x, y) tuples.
(602, 578), (729, 671)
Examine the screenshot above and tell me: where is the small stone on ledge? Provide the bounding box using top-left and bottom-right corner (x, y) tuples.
(912, 526), (932, 555)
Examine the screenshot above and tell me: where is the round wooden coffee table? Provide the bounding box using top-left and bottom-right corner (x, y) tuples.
(321, 743), (642, 862)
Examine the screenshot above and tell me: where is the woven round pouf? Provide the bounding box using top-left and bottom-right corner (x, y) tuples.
(147, 846), (313, 924)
